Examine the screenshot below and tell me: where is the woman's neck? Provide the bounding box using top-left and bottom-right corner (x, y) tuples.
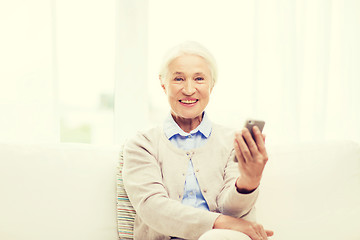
(171, 113), (203, 133)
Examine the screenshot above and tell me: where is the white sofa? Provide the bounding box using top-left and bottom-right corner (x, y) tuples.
(1, 141), (359, 240)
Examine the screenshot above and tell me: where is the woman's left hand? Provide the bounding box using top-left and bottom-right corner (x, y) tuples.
(233, 126), (268, 193)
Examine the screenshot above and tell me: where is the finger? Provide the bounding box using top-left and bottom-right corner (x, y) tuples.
(252, 232), (262, 240)
(253, 223), (267, 240)
(265, 230), (274, 237)
(233, 136), (245, 164)
(253, 126), (267, 156)
(259, 226), (268, 240)
(234, 139), (249, 173)
(237, 130), (253, 162)
(249, 232), (262, 240)
(242, 128), (259, 157)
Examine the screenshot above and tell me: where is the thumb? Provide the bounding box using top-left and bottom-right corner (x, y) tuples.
(265, 230), (274, 237)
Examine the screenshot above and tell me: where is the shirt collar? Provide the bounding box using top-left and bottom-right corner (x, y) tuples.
(163, 111), (212, 139)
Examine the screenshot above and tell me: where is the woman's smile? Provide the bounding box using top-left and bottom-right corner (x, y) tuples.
(179, 98), (199, 106)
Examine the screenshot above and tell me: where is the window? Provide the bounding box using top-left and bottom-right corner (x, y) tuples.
(56, 0), (116, 144)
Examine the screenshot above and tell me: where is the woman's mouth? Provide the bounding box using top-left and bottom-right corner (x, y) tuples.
(179, 99), (198, 106)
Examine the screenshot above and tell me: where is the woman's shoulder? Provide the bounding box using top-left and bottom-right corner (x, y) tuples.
(213, 123), (237, 137)
(211, 123), (237, 147)
(124, 125), (164, 150)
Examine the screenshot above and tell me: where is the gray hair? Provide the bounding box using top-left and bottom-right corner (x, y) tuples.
(159, 41), (218, 87)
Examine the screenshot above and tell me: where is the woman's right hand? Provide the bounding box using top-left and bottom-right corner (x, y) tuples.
(213, 215), (273, 240)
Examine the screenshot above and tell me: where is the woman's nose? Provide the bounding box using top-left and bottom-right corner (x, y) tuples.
(182, 80), (196, 95)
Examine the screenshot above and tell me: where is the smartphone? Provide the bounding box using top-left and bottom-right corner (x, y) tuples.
(234, 119), (265, 162)
(244, 119), (265, 140)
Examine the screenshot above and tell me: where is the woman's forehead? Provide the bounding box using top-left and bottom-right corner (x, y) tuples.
(168, 54), (211, 74)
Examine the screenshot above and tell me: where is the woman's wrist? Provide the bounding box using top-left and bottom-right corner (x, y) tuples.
(235, 176), (259, 194)
(213, 215), (233, 229)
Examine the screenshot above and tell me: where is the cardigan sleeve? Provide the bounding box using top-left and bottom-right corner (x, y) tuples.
(122, 131), (220, 239)
(216, 148), (259, 220)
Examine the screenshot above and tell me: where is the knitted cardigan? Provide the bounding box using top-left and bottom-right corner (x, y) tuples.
(123, 123), (259, 240)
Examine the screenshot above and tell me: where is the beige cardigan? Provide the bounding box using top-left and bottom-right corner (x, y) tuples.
(123, 123), (259, 240)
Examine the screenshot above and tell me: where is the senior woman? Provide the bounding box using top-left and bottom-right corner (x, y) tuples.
(123, 41), (273, 240)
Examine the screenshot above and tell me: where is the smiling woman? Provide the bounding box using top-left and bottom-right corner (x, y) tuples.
(122, 41), (273, 240)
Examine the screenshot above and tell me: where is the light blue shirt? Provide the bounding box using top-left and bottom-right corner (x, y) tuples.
(163, 112), (211, 211)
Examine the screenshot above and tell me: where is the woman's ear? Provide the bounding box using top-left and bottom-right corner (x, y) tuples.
(159, 75), (167, 93)
(209, 82), (214, 94)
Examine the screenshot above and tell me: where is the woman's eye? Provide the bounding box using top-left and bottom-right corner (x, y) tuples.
(174, 77), (184, 81)
(195, 77), (204, 81)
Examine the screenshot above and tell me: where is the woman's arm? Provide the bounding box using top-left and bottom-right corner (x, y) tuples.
(122, 131), (220, 239)
(216, 148), (259, 219)
(213, 215), (274, 240)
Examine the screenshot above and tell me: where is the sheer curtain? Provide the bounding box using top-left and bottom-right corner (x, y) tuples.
(250, 0), (360, 144)
(0, 0), (359, 145)
(146, 0), (360, 145)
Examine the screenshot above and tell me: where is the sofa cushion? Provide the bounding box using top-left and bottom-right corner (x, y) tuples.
(256, 140), (360, 240)
(0, 143), (120, 240)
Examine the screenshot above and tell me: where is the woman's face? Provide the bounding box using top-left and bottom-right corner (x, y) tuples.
(161, 54), (213, 122)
